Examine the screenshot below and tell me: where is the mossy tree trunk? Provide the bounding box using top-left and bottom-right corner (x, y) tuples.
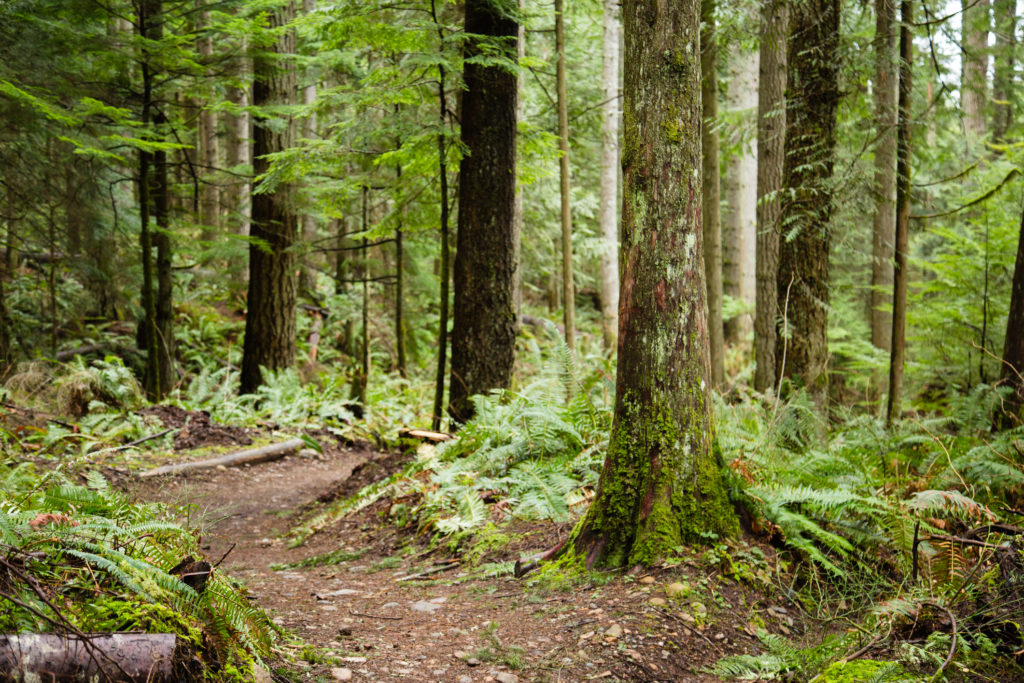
(962, 0), (990, 142)
(991, 0), (1016, 143)
(567, 0), (737, 570)
(754, 0), (787, 393)
(448, 0), (519, 423)
(240, 3), (297, 394)
(776, 0), (839, 419)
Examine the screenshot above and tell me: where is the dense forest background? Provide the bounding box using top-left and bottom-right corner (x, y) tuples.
(2, 0), (1024, 680)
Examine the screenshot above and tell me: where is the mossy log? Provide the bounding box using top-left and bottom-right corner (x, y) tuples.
(0, 632), (200, 682)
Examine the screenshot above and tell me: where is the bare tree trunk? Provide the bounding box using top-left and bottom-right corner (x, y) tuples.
(777, 0), (839, 421)
(298, 0), (318, 297)
(151, 115), (175, 399)
(999, 207), (1024, 428)
(136, 0), (160, 398)
(197, 4), (218, 243)
(886, 0), (914, 427)
(872, 0), (897, 354)
(701, 0), (724, 387)
(431, 0), (451, 431)
(556, 0), (575, 350)
(962, 0), (991, 141)
(566, 0), (737, 569)
(992, 0), (1017, 142)
(513, 0), (525, 319)
(754, 0), (787, 393)
(222, 48), (251, 243)
(448, 0), (519, 423)
(722, 47), (758, 347)
(240, 4), (297, 394)
(599, 0), (621, 351)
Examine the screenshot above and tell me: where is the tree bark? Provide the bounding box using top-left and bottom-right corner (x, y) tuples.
(992, 0), (1017, 142)
(567, 0), (737, 570)
(776, 0), (839, 419)
(448, 0), (519, 423)
(1000, 206), (1024, 428)
(754, 0), (787, 393)
(598, 0), (621, 351)
(136, 0), (160, 399)
(298, 0), (318, 297)
(886, 0), (913, 428)
(222, 50), (251, 241)
(150, 114), (175, 399)
(240, 4), (297, 394)
(962, 0), (991, 141)
(871, 0), (897, 354)
(722, 47), (758, 346)
(556, 0), (575, 351)
(197, 5), (218, 243)
(701, 0), (724, 387)
(138, 438), (305, 477)
(431, 0), (451, 431)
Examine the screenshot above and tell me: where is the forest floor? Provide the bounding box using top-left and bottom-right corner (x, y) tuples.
(123, 410), (819, 683)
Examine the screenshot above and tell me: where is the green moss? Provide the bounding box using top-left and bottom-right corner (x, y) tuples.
(816, 660), (913, 682)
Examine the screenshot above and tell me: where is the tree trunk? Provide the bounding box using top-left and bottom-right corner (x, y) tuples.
(150, 115), (175, 399)
(754, 0), (787, 393)
(298, 0), (318, 297)
(566, 0), (737, 570)
(431, 0), (451, 431)
(222, 51), (251, 241)
(556, 0), (575, 351)
(992, 0), (1017, 142)
(136, 0), (160, 398)
(776, 0), (839, 420)
(999, 206), (1024, 428)
(240, 4), (297, 394)
(722, 47), (758, 346)
(598, 0), (621, 351)
(448, 0), (519, 423)
(886, 0), (914, 428)
(871, 0), (897, 354)
(513, 0), (525, 319)
(197, 5), (218, 243)
(701, 0), (724, 387)
(962, 0), (991, 141)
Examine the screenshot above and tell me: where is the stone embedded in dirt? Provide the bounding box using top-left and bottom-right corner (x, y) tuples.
(665, 582), (688, 597)
(343, 656), (367, 663)
(429, 596), (448, 604)
(494, 674), (519, 683)
(690, 602), (708, 618)
(605, 624), (623, 639)
(458, 677), (472, 683)
(317, 589), (360, 599)
(639, 576), (656, 585)
(648, 597), (667, 606)
(466, 657), (482, 666)
(411, 600), (442, 613)
(253, 665), (273, 682)
(382, 602), (399, 609)
(330, 668), (352, 681)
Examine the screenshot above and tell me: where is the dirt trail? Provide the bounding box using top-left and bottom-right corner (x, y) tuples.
(132, 445), (774, 683)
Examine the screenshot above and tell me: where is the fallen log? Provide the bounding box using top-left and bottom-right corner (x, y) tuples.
(0, 632), (201, 682)
(137, 438), (305, 478)
(398, 428), (453, 443)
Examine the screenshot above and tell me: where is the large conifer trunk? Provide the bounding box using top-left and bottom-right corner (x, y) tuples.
(241, 4), (297, 394)
(776, 0), (839, 418)
(568, 0), (736, 570)
(871, 0), (897, 354)
(448, 0), (519, 423)
(598, 0), (620, 350)
(754, 0), (787, 393)
(1000, 209), (1024, 427)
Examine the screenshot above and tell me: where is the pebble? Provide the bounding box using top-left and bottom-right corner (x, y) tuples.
(411, 600), (442, 613)
(639, 576), (656, 585)
(330, 668), (352, 681)
(605, 624), (623, 639)
(459, 677), (472, 683)
(665, 582), (687, 597)
(466, 657), (482, 667)
(648, 597), (667, 606)
(495, 674), (519, 683)
(338, 626), (353, 637)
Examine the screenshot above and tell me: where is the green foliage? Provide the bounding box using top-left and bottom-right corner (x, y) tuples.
(0, 459), (276, 673)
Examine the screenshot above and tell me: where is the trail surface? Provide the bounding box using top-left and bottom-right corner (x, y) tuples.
(132, 443), (773, 682)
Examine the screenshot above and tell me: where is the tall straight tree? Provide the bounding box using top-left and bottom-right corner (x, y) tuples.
(701, 0), (724, 387)
(886, 0), (913, 427)
(448, 0), (519, 423)
(871, 0), (897, 354)
(776, 0), (840, 417)
(1000, 206), (1024, 427)
(992, 0), (1017, 142)
(754, 0), (787, 392)
(722, 47), (758, 346)
(598, 0), (620, 350)
(565, 0), (737, 569)
(240, 3), (298, 394)
(962, 0), (990, 141)
(555, 0), (575, 350)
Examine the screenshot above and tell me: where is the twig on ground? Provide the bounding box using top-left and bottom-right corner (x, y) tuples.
(214, 543), (236, 568)
(349, 608), (403, 621)
(112, 427), (177, 452)
(394, 561), (459, 582)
